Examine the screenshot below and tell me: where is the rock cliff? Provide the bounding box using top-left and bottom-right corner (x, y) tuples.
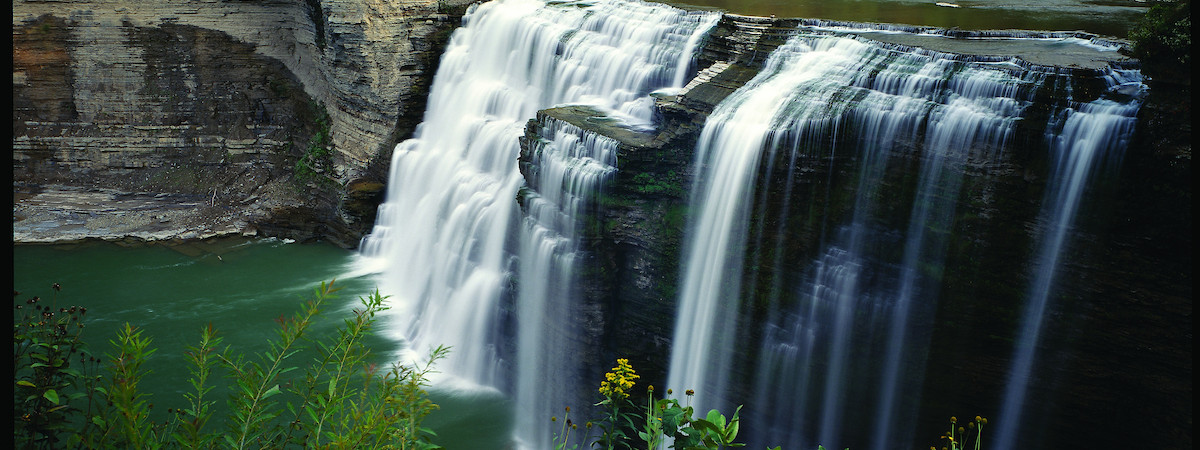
(13, 0), (472, 246)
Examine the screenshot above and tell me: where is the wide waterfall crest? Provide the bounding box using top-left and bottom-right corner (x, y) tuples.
(668, 30), (1041, 414)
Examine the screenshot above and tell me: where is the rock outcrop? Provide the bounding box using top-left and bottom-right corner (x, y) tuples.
(13, 0), (473, 246)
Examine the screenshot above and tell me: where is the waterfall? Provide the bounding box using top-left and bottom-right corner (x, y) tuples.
(992, 70), (1145, 450)
(515, 117), (619, 449)
(355, 0), (717, 445)
(668, 30), (1051, 450)
(353, 0), (1148, 446)
(668, 34), (876, 414)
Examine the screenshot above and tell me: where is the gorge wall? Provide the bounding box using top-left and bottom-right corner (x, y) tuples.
(13, 0), (472, 246)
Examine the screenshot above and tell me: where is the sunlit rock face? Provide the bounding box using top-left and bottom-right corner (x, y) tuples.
(12, 0), (473, 246)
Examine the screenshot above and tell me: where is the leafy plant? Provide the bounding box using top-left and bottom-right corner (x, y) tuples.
(13, 284), (105, 448)
(554, 359), (760, 450)
(13, 280), (448, 449)
(647, 388), (744, 450)
(596, 358), (640, 449)
(294, 101), (338, 187)
(102, 323), (163, 448)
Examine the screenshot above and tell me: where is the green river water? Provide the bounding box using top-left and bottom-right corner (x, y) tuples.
(12, 238), (513, 449)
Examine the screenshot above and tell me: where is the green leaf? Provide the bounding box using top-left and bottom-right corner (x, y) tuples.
(705, 409), (725, 429)
(691, 418), (723, 438)
(92, 416), (106, 427)
(43, 389), (60, 404)
(17, 380), (36, 388)
(263, 384), (282, 399)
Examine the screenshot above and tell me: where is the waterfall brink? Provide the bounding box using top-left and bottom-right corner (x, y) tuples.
(992, 70), (1145, 450)
(669, 31), (1053, 450)
(355, 0), (717, 445)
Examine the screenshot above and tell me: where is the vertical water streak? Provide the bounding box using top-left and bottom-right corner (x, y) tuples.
(515, 118), (618, 449)
(669, 35), (889, 414)
(992, 73), (1144, 450)
(869, 74), (1033, 449)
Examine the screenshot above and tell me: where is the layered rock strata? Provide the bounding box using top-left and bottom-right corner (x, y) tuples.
(13, 0), (473, 246)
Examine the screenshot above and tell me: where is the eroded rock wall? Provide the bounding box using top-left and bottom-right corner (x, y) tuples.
(12, 0), (472, 246)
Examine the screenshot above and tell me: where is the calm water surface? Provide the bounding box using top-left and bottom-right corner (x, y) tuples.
(12, 238), (512, 449)
(663, 0), (1148, 37)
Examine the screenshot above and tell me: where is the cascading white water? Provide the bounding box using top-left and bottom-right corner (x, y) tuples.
(354, 0), (717, 444)
(668, 30), (1048, 450)
(992, 71), (1144, 450)
(515, 117), (619, 449)
(668, 34), (874, 413)
(349, 0), (1148, 445)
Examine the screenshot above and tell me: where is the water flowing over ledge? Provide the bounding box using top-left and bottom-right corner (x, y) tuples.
(349, 1), (1172, 449)
(353, 0), (719, 447)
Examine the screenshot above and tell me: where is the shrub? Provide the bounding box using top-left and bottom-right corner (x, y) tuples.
(1126, 1), (1191, 76)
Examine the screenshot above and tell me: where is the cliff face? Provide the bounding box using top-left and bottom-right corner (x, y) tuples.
(12, 0), (471, 246)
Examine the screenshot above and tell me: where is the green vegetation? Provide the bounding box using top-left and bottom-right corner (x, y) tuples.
(553, 359), (756, 450)
(1125, 0), (1191, 75)
(16, 278), (989, 450)
(932, 416), (988, 450)
(14, 280), (446, 449)
(294, 101), (338, 187)
(630, 171), (684, 197)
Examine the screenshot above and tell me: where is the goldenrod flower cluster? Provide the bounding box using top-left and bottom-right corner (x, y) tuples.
(598, 358), (639, 400)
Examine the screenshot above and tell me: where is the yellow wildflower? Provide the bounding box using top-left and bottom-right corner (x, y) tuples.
(598, 358), (639, 400)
